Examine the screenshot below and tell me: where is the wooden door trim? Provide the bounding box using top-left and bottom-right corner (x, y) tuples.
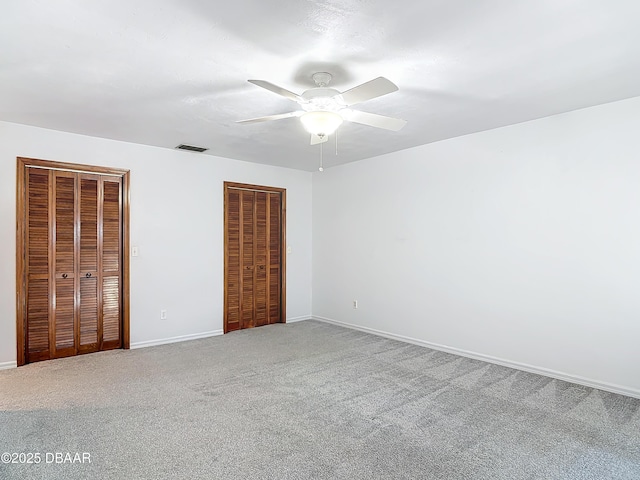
(16, 160), (26, 366)
(16, 157), (130, 366)
(223, 182), (286, 333)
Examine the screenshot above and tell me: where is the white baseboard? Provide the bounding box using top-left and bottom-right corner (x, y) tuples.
(130, 330), (223, 349)
(0, 361), (17, 370)
(130, 319), (312, 348)
(286, 316), (311, 323)
(312, 316), (640, 400)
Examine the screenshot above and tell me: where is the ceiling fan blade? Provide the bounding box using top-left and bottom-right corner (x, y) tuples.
(342, 110), (407, 131)
(310, 134), (329, 145)
(236, 111), (301, 124)
(339, 77), (399, 106)
(248, 80), (303, 103)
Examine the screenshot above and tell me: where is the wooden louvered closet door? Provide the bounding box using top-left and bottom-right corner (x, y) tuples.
(224, 182), (286, 333)
(18, 158), (128, 365)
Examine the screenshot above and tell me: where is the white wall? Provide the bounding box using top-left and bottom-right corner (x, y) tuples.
(0, 122), (312, 366)
(312, 96), (640, 397)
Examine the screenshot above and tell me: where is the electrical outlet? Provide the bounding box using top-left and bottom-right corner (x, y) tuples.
(160, 309), (167, 320)
(353, 300), (358, 309)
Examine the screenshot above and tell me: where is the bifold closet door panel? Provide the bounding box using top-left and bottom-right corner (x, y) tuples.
(268, 193), (281, 325)
(255, 192), (268, 327)
(225, 189), (241, 332)
(78, 176), (99, 352)
(101, 178), (122, 349)
(25, 168), (52, 362)
(52, 172), (77, 358)
(241, 190), (256, 329)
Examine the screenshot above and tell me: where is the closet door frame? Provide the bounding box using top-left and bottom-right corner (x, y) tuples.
(223, 182), (286, 333)
(16, 157), (131, 366)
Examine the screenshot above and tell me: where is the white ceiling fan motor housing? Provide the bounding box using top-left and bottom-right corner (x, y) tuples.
(300, 88), (345, 112)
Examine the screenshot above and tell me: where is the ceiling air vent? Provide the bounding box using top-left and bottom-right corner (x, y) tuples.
(175, 144), (208, 153)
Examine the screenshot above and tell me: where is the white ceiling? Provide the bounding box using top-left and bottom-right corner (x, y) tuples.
(2, 1), (640, 171)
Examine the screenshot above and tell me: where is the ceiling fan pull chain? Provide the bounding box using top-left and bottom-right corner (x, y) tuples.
(335, 129), (338, 156)
(319, 139), (324, 172)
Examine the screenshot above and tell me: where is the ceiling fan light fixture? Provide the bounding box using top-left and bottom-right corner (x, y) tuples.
(300, 110), (343, 136)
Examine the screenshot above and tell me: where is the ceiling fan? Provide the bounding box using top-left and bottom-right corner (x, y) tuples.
(237, 72), (407, 145)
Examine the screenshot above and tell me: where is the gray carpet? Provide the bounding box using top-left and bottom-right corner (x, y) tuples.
(1, 320), (639, 480)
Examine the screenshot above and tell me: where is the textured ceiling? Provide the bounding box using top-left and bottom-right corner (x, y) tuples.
(2, 0), (640, 171)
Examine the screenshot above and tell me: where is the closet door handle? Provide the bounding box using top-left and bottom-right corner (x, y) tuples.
(62, 273), (68, 279)
(86, 272), (92, 278)
(259, 265), (265, 270)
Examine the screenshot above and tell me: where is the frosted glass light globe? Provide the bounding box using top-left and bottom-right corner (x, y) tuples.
(300, 111), (343, 136)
